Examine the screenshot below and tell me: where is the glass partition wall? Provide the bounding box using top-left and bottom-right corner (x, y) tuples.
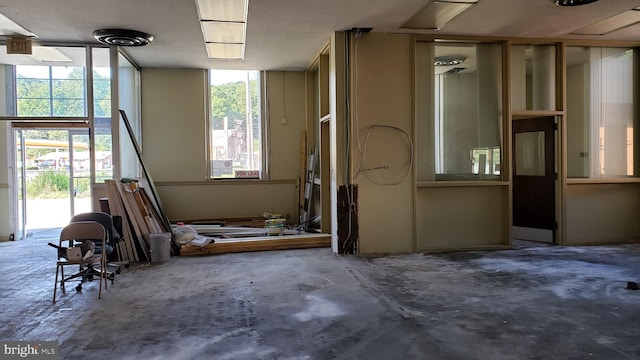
(566, 46), (637, 179)
(416, 41), (503, 181)
(0, 43), (138, 233)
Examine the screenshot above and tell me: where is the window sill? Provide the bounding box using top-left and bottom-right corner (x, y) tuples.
(567, 177), (640, 185)
(417, 180), (509, 188)
(155, 179), (296, 186)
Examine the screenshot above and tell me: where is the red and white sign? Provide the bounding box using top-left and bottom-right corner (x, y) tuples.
(236, 170), (260, 178)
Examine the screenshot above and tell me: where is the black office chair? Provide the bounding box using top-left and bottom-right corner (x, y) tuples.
(70, 212), (128, 276)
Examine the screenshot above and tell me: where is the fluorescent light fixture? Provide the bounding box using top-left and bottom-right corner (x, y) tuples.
(572, 7), (640, 35)
(31, 46), (73, 63)
(201, 21), (245, 43)
(0, 13), (36, 37)
(206, 43), (244, 60)
(402, 0), (479, 30)
(196, 0), (247, 21)
(195, 0), (248, 60)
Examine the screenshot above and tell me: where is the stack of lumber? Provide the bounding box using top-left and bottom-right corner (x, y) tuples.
(180, 232), (331, 256)
(104, 179), (177, 262)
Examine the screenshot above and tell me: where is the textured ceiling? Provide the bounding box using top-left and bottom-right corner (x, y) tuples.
(0, 0), (639, 70)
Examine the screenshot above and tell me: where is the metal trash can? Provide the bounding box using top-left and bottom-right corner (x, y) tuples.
(148, 232), (171, 262)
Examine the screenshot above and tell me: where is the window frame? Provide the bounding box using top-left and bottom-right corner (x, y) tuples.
(565, 45), (639, 180)
(206, 69), (266, 180)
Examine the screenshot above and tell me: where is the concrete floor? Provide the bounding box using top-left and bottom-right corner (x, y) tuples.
(1, 230), (640, 360)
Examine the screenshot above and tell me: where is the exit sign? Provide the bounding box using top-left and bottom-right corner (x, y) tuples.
(7, 38), (32, 55)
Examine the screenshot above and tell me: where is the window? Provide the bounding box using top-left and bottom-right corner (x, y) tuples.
(510, 44), (557, 111)
(566, 47), (637, 178)
(16, 65), (86, 117)
(93, 47), (114, 183)
(417, 42), (503, 181)
(208, 70), (262, 179)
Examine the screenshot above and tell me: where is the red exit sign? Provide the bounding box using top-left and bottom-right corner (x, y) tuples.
(7, 38), (32, 55)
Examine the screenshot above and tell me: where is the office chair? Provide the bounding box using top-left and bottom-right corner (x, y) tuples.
(53, 221), (108, 303)
(70, 211), (128, 274)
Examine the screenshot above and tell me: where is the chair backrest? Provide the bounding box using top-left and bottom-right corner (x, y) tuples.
(59, 221), (106, 249)
(70, 212), (120, 247)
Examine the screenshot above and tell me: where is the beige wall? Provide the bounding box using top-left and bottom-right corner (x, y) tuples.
(350, 33), (415, 253)
(140, 68), (306, 222)
(267, 71), (307, 181)
(417, 186), (509, 251)
(141, 68), (208, 182)
(566, 183), (640, 244)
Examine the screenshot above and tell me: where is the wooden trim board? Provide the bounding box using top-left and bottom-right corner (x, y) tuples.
(180, 233), (331, 256)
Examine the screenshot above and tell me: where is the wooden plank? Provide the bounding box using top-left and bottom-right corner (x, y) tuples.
(127, 181), (161, 233)
(299, 130), (307, 223)
(180, 233), (331, 256)
(138, 186), (180, 255)
(105, 180), (138, 262)
(115, 182), (147, 259)
(119, 110), (173, 238)
(105, 180), (130, 261)
(123, 189), (150, 234)
(129, 182), (163, 234)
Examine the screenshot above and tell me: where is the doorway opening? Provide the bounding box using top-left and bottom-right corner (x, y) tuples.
(13, 126), (96, 239)
(512, 116), (557, 244)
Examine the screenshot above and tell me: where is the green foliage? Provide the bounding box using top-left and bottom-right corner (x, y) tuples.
(210, 78), (260, 130)
(26, 171), (92, 199)
(95, 134), (112, 152)
(27, 171), (69, 198)
(16, 66), (111, 118)
(211, 81), (246, 129)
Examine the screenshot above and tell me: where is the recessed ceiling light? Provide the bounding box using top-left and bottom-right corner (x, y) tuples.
(554, 0), (598, 6)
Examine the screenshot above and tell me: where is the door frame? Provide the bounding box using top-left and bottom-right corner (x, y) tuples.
(11, 123), (92, 232)
(511, 116), (559, 244)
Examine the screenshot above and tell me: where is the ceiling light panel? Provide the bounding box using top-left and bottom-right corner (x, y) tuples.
(196, 0), (247, 21)
(402, 0), (479, 30)
(196, 0), (248, 60)
(573, 7), (640, 35)
(201, 21), (245, 43)
(206, 43), (244, 60)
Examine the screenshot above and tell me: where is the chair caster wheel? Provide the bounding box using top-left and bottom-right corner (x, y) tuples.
(116, 269), (121, 274)
(75, 285), (82, 292)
